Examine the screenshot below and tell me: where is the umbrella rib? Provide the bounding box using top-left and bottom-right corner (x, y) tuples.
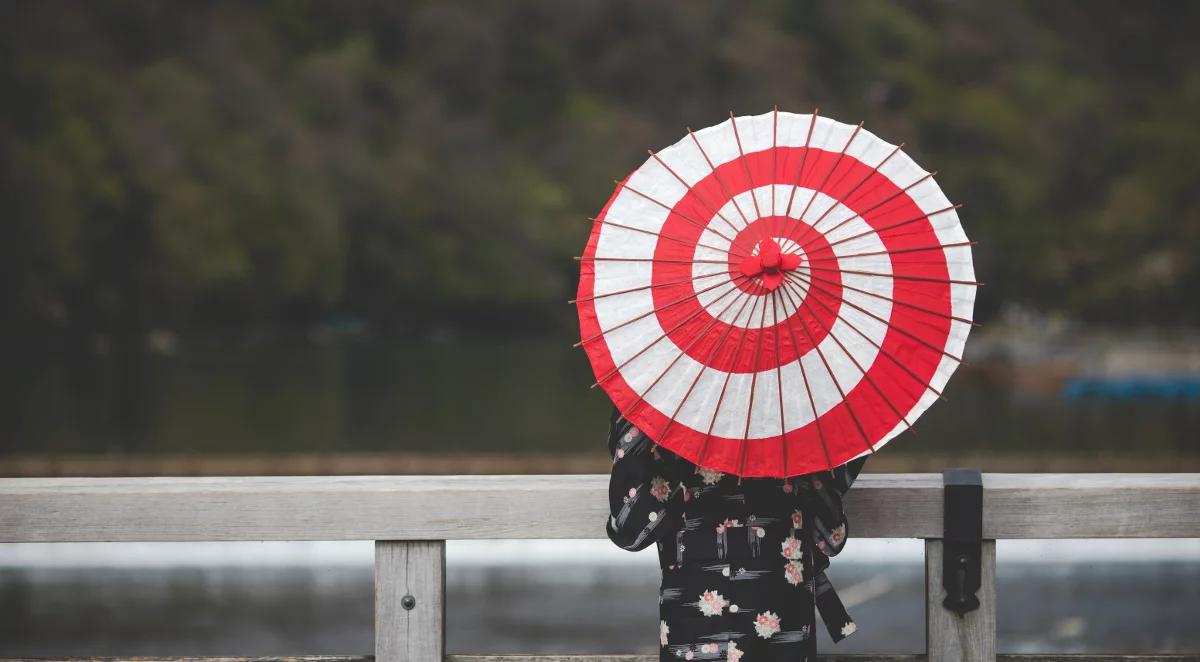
(786, 271), (965, 363)
(791, 142), (904, 250)
(778, 277), (921, 431)
(796, 172), (938, 254)
(799, 268), (979, 326)
(736, 287), (772, 484)
(577, 256), (729, 266)
(771, 106), (779, 218)
(569, 269), (739, 305)
(695, 295), (763, 475)
(770, 288), (788, 478)
(812, 203), (960, 255)
(595, 216), (748, 259)
(687, 126), (754, 231)
(590, 276), (750, 389)
(775, 278), (877, 457)
(624, 279), (755, 425)
(805, 240), (978, 263)
(616, 180), (740, 246)
(728, 111), (767, 246)
(647, 150), (744, 241)
(773, 280), (834, 470)
(782, 108), (819, 219)
(788, 271), (949, 401)
(806, 264), (982, 287)
(574, 273), (745, 348)
(786, 122), (863, 239)
(654, 291), (757, 468)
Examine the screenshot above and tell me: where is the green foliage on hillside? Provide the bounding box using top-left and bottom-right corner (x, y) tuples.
(3, 0), (1198, 338)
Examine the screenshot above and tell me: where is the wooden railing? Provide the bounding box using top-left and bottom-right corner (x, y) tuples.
(2, 473), (1198, 662)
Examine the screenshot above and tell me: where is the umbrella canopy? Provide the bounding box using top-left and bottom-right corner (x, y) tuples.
(575, 109), (977, 479)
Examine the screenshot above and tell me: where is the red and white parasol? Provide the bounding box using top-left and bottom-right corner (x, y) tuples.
(575, 109), (977, 479)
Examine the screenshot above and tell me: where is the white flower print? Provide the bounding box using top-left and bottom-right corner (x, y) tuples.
(780, 535), (803, 559)
(726, 641), (744, 661)
(841, 621), (858, 637)
(715, 517), (741, 533)
(791, 509), (803, 528)
(697, 465), (724, 485)
(649, 475), (671, 502)
(754, 610), (782, 638)
(659, 619), (669, 646)
(783, 559), (805, 585)
(697, 589), (728, 616)
(830, 523), (846, 546)
(700, 643), (717, 653)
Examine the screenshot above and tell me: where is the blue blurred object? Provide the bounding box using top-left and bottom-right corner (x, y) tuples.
(1063, 375), (1200, 400)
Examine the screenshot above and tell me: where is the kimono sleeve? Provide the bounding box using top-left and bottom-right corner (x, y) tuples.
(604, 407), (685, 551)
(807, 455), (868, 558)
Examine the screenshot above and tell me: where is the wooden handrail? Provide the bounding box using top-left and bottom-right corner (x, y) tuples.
(2, 473), (1198, 542)
(3, 473), (1197, 662)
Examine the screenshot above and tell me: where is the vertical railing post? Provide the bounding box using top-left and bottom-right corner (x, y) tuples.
(926, 468), (995, 661)
(925, 539), (996, 661)
(375, 540), (446, 662)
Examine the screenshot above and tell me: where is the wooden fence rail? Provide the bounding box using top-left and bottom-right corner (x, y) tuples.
(2, 473), (1198, 662)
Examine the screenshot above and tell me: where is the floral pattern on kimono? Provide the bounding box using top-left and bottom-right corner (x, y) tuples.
(605, 406), (865, 661)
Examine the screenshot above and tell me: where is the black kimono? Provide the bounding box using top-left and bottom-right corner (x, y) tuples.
(605, 407), (866, 661)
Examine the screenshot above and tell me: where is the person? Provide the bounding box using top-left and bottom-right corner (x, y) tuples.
(605, 405), (867, 661)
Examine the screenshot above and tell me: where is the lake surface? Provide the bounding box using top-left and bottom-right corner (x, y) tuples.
(4, 336), (1198, 462)
(2, 539), (1198, 656)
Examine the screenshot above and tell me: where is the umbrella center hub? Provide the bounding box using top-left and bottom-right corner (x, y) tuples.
(739, 239), (803, 291)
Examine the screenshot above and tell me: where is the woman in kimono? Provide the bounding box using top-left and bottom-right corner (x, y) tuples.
(605, 406), (866, 661)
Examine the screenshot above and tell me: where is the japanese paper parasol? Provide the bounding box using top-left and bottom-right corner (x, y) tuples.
(574, 109), (978, 479)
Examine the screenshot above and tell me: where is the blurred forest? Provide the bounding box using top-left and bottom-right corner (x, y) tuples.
(3, 0), (1199, 351)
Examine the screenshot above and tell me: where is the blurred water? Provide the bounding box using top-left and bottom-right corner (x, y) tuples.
(1, 540), (1197, 656)
(4, 338), (1198, 459)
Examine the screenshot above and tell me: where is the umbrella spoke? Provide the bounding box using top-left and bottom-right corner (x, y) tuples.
(815, 203), (960, 254)
(773, 281), (834, 471)
(576, 256), (728, 265)
(729, 111), (768, 246)
(590, 276), (751, 389)
(656, 292), (758, 466)
(782, 108), (820, 220)
(574, 273), (745, 348)
(785, 271), (965, 363)
(806, 263), (982, 287)
(792, 141), (904, 250)
(647, 150), (744, 241)
(736, 286), (773, 484)
(687, 126), (755, 232)
(789, 272), (949, 401)
(569, 269), (739, 305)
(779, 278), (922, 432)
(799, 269), (979, 326)
(769, 288), (789, 479)
(775, 278), (877, 456)
(695, 294), (762, 473)
(617, 180), (740, 246)
(771, 106), (779, 218)
(805, 240), (978, 263)
(796, 171), (939, 254)
(627, 282), (755, 431)
(594, 216), (747, 259)
(785, 121), (863, 239)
